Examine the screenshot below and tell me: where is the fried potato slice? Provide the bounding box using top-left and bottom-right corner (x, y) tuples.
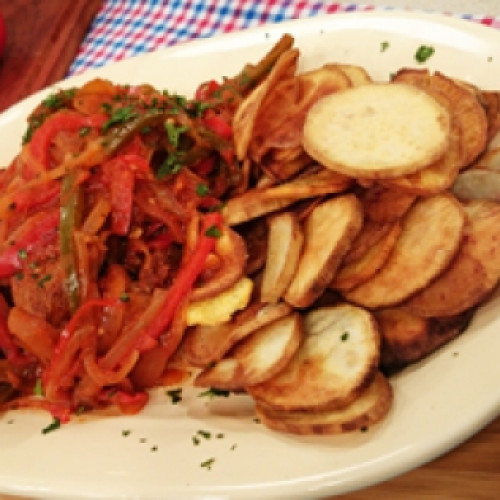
(255, 371), (392, 435)
(190, 225), (248, 301)
(344, 194), (465, 308)
(383, 119), (462, 195)
(361, 184), (417, 223)
(233, 48), (299, 161)
(336, 64), (373, 87)
(194, 313), (303, 390)
(284, 194), (363, 308)
(471, 147), (500, 171)
(183, 301), (292, 367)
(393, 69), (487, 167)
(377, 307), (474, 374)
(186, 277), (253, 327)
(341, 219), (395, 265)
(261, 212), (304, 303)
(303, 82), (451, 179)
(332, 220), (402, 291)
(247, 304), (380, 411)
(222, 167), (352, 225)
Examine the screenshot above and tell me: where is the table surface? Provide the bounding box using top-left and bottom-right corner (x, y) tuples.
(0, 1), (499, 499)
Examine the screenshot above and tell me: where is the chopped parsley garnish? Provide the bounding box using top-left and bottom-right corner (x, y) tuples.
(380, 41), (390, 52)
(41, 418), (61, 434)
(196, 183), (210, 197)
(119, 292), (130, 303)
(38, 274), (52, 288)
(151, 445), (158, 452)
(102, 105), (138, 132)
(204, 225), (222, 238)
(199, 387), (230, 399)
(341, 331), (349, 342)
(197, 429), (211, 440)
(166, 388), (182, 404)
(14, 272), (24, 281)
(415, 45), (435, 63)
(192, 436), (200, 446)
(17, 248), (27, 260)
(156, 153), (183, 179)
(122, 429), (131, 437)
(165, 122), (189, 147)
(79, 126), (91, 137)
(200, 457), (215, 470)
(33, 378), (43, 396)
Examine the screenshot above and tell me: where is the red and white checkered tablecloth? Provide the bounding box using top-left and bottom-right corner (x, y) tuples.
(68, 0), (500, 76)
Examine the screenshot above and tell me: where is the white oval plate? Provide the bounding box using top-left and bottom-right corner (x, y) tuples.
(1, 10), (500, 500)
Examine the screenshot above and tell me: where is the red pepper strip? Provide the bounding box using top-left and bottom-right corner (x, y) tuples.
(98, 389), (149, 415)
(195, 80), (220, 101)
(102, 155), (139, 236)
(203, 109), (233, 140)
(30, 111), (107, 168)
(100, 211), (223, 370)
(12, 181), (60, 212)
(192, 156), (216, 176)
(43, 298), (119, 392)
(0, 209), (60, 278)
(147, 232), (174, 250)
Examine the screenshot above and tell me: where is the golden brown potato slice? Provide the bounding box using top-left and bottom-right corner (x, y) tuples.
(261, 212), (304, 303)
(479, 90), (500, 142)
(183, 301), (292, 367)
(393, 69), (487, 167)
(303, 82), (451, 180)
(222, 167), (352, 225)
(233, 48), (299, 161)
(284, 194), (363, 308)
(255, 371), (392, 435)
(361, 184), (417, 223)
(344, 194), (465, 308)
(193, 313), (303, 390)
(375, 307), (430, 373)
(336, 64), (373, 87)
(460, 200), (500, 290)
(471, 147), (500, 171)
(341, 220), (393, 265)
(332, 221), (402, 291)
(377, 307), (475, 374)
(422, 202), (500, 327)
(247, 304), (380, 411)
(383, 119), (462, 195)
(405, 251), (487, 318)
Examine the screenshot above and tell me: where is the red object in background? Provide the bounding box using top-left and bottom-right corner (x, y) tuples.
(0, 11), (6, 57)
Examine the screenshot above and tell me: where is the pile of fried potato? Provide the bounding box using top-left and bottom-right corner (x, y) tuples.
(174, 38), (500, 435)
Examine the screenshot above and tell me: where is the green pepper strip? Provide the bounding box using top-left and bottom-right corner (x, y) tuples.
(60, 170), (83, 313)
(233, 33), (294, 94)
(103, 109), (166, 155)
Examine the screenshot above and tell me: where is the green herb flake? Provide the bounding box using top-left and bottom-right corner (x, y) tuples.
(204, 225), (222, 238)
(197, 429), (211, 440)
(216, 433), (224, 439)
(164, 122), (189, 148)
(192, 436), (201, 446)
(341, 331), (349, 342)
(230, 443), (237, 451)
(166, 388), (182, 404)
(38, 274), (52, 288)
(196, 183), (210, 197)
(198, 388), (230, 399)
(17, 248), (27, 260)
(14, 272), (24, 281)
(79, 126), (91, 137)
(200, 457), (215, 470)
(102, 105), (138, 132)
(122, 429), (131, 437)
(41, 418), (61, 434)
(415, 45), (435, 63)
(151, 445), (158, 452)
(156, 153), (183, 179)
(33, 378), (43, 396)
(380, 41), (390, 52)
(119, 292), (130, 303)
